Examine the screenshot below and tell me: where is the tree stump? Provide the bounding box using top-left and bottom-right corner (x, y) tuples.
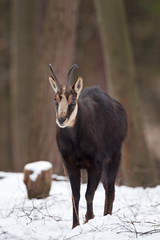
(24, 161), (53, 199)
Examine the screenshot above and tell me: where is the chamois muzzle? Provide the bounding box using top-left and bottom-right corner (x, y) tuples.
(58, 117), (66, 125)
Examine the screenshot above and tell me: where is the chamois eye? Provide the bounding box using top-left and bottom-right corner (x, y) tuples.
(54, 97), (58, 105)
(54, 95), (61, 105)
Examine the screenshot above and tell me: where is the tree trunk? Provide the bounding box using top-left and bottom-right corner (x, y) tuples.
(75, 0), (107, 90)
(94, 0), (158, 187)
(10, 0), (37, 171)
(29, 0), (79, 175)
(0, 0), (11, 171)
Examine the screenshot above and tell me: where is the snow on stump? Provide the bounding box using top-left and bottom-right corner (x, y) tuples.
(24, 161), (53, 199)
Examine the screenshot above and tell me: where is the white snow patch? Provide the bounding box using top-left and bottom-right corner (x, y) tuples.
(52, 174), (68, 181)
(0, 171), (160, 239)
(24, 161), (52, 181)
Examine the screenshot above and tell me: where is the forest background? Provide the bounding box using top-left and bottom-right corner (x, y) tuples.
(0, 0), (160, 187)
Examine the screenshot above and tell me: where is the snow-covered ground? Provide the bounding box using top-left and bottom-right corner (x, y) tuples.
(0, 172), (160, 240)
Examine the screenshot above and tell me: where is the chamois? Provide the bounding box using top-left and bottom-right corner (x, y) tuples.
(49, 64), (127, 228)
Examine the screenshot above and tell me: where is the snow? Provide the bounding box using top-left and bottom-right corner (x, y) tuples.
(0, 172), (160, 239)
(24, 161), (52, 181)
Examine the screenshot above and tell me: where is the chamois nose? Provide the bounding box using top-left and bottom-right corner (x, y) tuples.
(58, 117), (66, 125)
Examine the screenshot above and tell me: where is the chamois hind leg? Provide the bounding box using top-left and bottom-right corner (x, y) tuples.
(85, 166), (101, 223)
(65, 162), (81, 229)
(102, 152), (121, 215)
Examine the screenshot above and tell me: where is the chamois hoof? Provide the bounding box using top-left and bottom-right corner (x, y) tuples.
(72, 222), (80, 229)
(84, 213), (95, 224)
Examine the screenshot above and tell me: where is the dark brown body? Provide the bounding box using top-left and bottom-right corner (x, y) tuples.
(56, 86), (127, 228)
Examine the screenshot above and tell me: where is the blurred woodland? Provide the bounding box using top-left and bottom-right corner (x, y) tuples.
(0, 0), (160, 187)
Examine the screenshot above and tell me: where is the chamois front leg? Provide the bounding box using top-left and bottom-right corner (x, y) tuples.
(65, 162), (81, 229)
(85, 166), (101, 223)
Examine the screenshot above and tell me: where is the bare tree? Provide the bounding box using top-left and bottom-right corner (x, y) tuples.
(94, 0), (158, 186)
(75, 0), (106, 90)
(29, 0), (79, 175)
(10, 0), (37, 171)
(0, 0), (11, 170)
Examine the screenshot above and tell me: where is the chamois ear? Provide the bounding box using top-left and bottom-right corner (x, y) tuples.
(49, 76), (58, 93)
(73, 77), (83, 96)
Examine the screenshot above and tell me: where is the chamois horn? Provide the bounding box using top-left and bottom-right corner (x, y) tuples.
(67, 64), (79, 89)
(49, 64), (61, 88)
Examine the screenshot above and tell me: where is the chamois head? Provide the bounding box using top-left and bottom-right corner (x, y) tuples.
(49, 64), (83, 128)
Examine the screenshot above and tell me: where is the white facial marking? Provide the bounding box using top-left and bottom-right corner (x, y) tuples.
(62, 86), (66, 93)
(56, 104), (78, 128)
(57, 95), (68, 118)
